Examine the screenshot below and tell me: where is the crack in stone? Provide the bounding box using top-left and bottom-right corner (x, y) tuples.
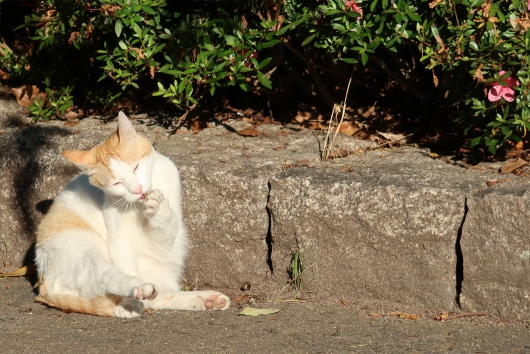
(265, 180), (274, 274)
(455, 198), (468, 307)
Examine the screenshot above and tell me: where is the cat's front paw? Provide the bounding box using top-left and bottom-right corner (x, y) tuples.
(132, 283), (158, 300)
(143, 189), (164, 217)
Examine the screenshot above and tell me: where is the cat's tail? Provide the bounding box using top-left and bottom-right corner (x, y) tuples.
(36, 283), (120, 317)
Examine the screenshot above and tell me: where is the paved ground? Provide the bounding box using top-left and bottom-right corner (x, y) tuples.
(1, 277), (530, 353)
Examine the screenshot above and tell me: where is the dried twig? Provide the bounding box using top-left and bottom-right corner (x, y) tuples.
(322, 69), (354, 161)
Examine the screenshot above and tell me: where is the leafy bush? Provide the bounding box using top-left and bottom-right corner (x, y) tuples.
(1, 0), (529, 154)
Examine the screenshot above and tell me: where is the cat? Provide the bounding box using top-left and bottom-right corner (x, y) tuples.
(34, 111), (230, 317)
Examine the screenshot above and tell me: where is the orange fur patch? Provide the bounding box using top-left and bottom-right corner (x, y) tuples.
(37, 201), (100, 243)
(36, 293), (121, 317)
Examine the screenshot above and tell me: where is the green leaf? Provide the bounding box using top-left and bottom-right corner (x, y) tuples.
(301, 34), (315, 46)
(431, 25), (439, 37)
(58, 101), (73, 113)
(407, 12), (421, 22)
(224, 35), (236, 46)
(257, 72), (272, 89)
(152, 43), (166, 54)
(178, 80), (186, 93)
(340, 58), (358, 64)
(142, 5), (156, 15)
(118, 41), (128, 50)
(275, 25), (290, 36)
(258, 57), (272, 70)
(211, 62), (227, 73)
(361, 52), (369, 66)
(238, 307), (281, 316)
(260, 39), (280, 49)
(115, 19), (123, 38)
(469, 136), (482, 147)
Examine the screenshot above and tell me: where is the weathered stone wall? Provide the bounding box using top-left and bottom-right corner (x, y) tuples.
(2, 102), (530, 318)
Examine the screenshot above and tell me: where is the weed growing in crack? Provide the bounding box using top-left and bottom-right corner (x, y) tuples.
(290, 250), (304, 294)
(2, 237), (9, 268)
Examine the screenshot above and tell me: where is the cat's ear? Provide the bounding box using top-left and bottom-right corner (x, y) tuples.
(62, 150), (95, 167)
(117, 111), (137, 142)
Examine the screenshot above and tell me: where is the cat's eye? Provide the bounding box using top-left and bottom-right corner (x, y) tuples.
(113, 182), (123, 187)
(133, 163), (139, 173)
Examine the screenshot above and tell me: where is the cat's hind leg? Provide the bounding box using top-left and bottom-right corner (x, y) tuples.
(146, 290), (230, 311)
(36, 231), (158, 317)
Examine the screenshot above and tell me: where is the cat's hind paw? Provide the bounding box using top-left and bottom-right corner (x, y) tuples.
(115, 298), (144, 318)
(132, 283), (158, 300)
(200, 291), (230, 311)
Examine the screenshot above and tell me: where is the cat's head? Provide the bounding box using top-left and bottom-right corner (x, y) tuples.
(62, 112), (154, 203)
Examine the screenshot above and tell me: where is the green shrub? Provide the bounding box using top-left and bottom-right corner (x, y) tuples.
(1, 0), (529, 154)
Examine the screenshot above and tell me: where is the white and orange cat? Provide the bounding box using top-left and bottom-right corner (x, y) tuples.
(35, 112), (229, 317)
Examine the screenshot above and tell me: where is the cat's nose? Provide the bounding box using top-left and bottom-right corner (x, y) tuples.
(131, 183), (142, 195)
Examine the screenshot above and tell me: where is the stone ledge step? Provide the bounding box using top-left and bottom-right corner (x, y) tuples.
(1, 114), (528, 319)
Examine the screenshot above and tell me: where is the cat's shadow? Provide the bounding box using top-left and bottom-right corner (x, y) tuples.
(24, 199), (55, 292)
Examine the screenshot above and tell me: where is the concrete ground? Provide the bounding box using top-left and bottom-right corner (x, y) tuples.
(1, 277), (529, 353)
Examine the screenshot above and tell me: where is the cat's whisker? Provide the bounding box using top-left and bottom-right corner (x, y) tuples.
(112, 197), (130, 213)
(111, 197), (126, 209)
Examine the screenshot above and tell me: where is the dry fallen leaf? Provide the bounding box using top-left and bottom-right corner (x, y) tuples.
(377, 131), (408, 143)
(63, 110), (80, 121)
(10, 85), (47, 108)
(295, 108), (321, 123)
(432, 71), (439, 87)
(237, 128), (259, 137)
(500, 158), (528, 174)
(0, 265), (36, 277)
(190, 117), (207, 133)
(298, 159), (310, 166)
(238, 307), (281, 316)
(361, 105), (376, 118)
(484, 177), (510, 187)
(337, 121), (360, 136)
(149, 65), (155, 79)
(300, 121), (325, 130)
(434, 312), (450, 321)
(327, 149), (350, 159)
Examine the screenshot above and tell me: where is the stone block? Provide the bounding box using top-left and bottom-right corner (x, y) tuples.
(460, 181), (530, 319)
(268, 149), (487, 311)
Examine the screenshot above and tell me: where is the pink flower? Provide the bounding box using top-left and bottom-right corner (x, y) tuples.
(345, 0), (363, 18)
(486, 70), (520, 102)
(528, 0), (530, 11)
